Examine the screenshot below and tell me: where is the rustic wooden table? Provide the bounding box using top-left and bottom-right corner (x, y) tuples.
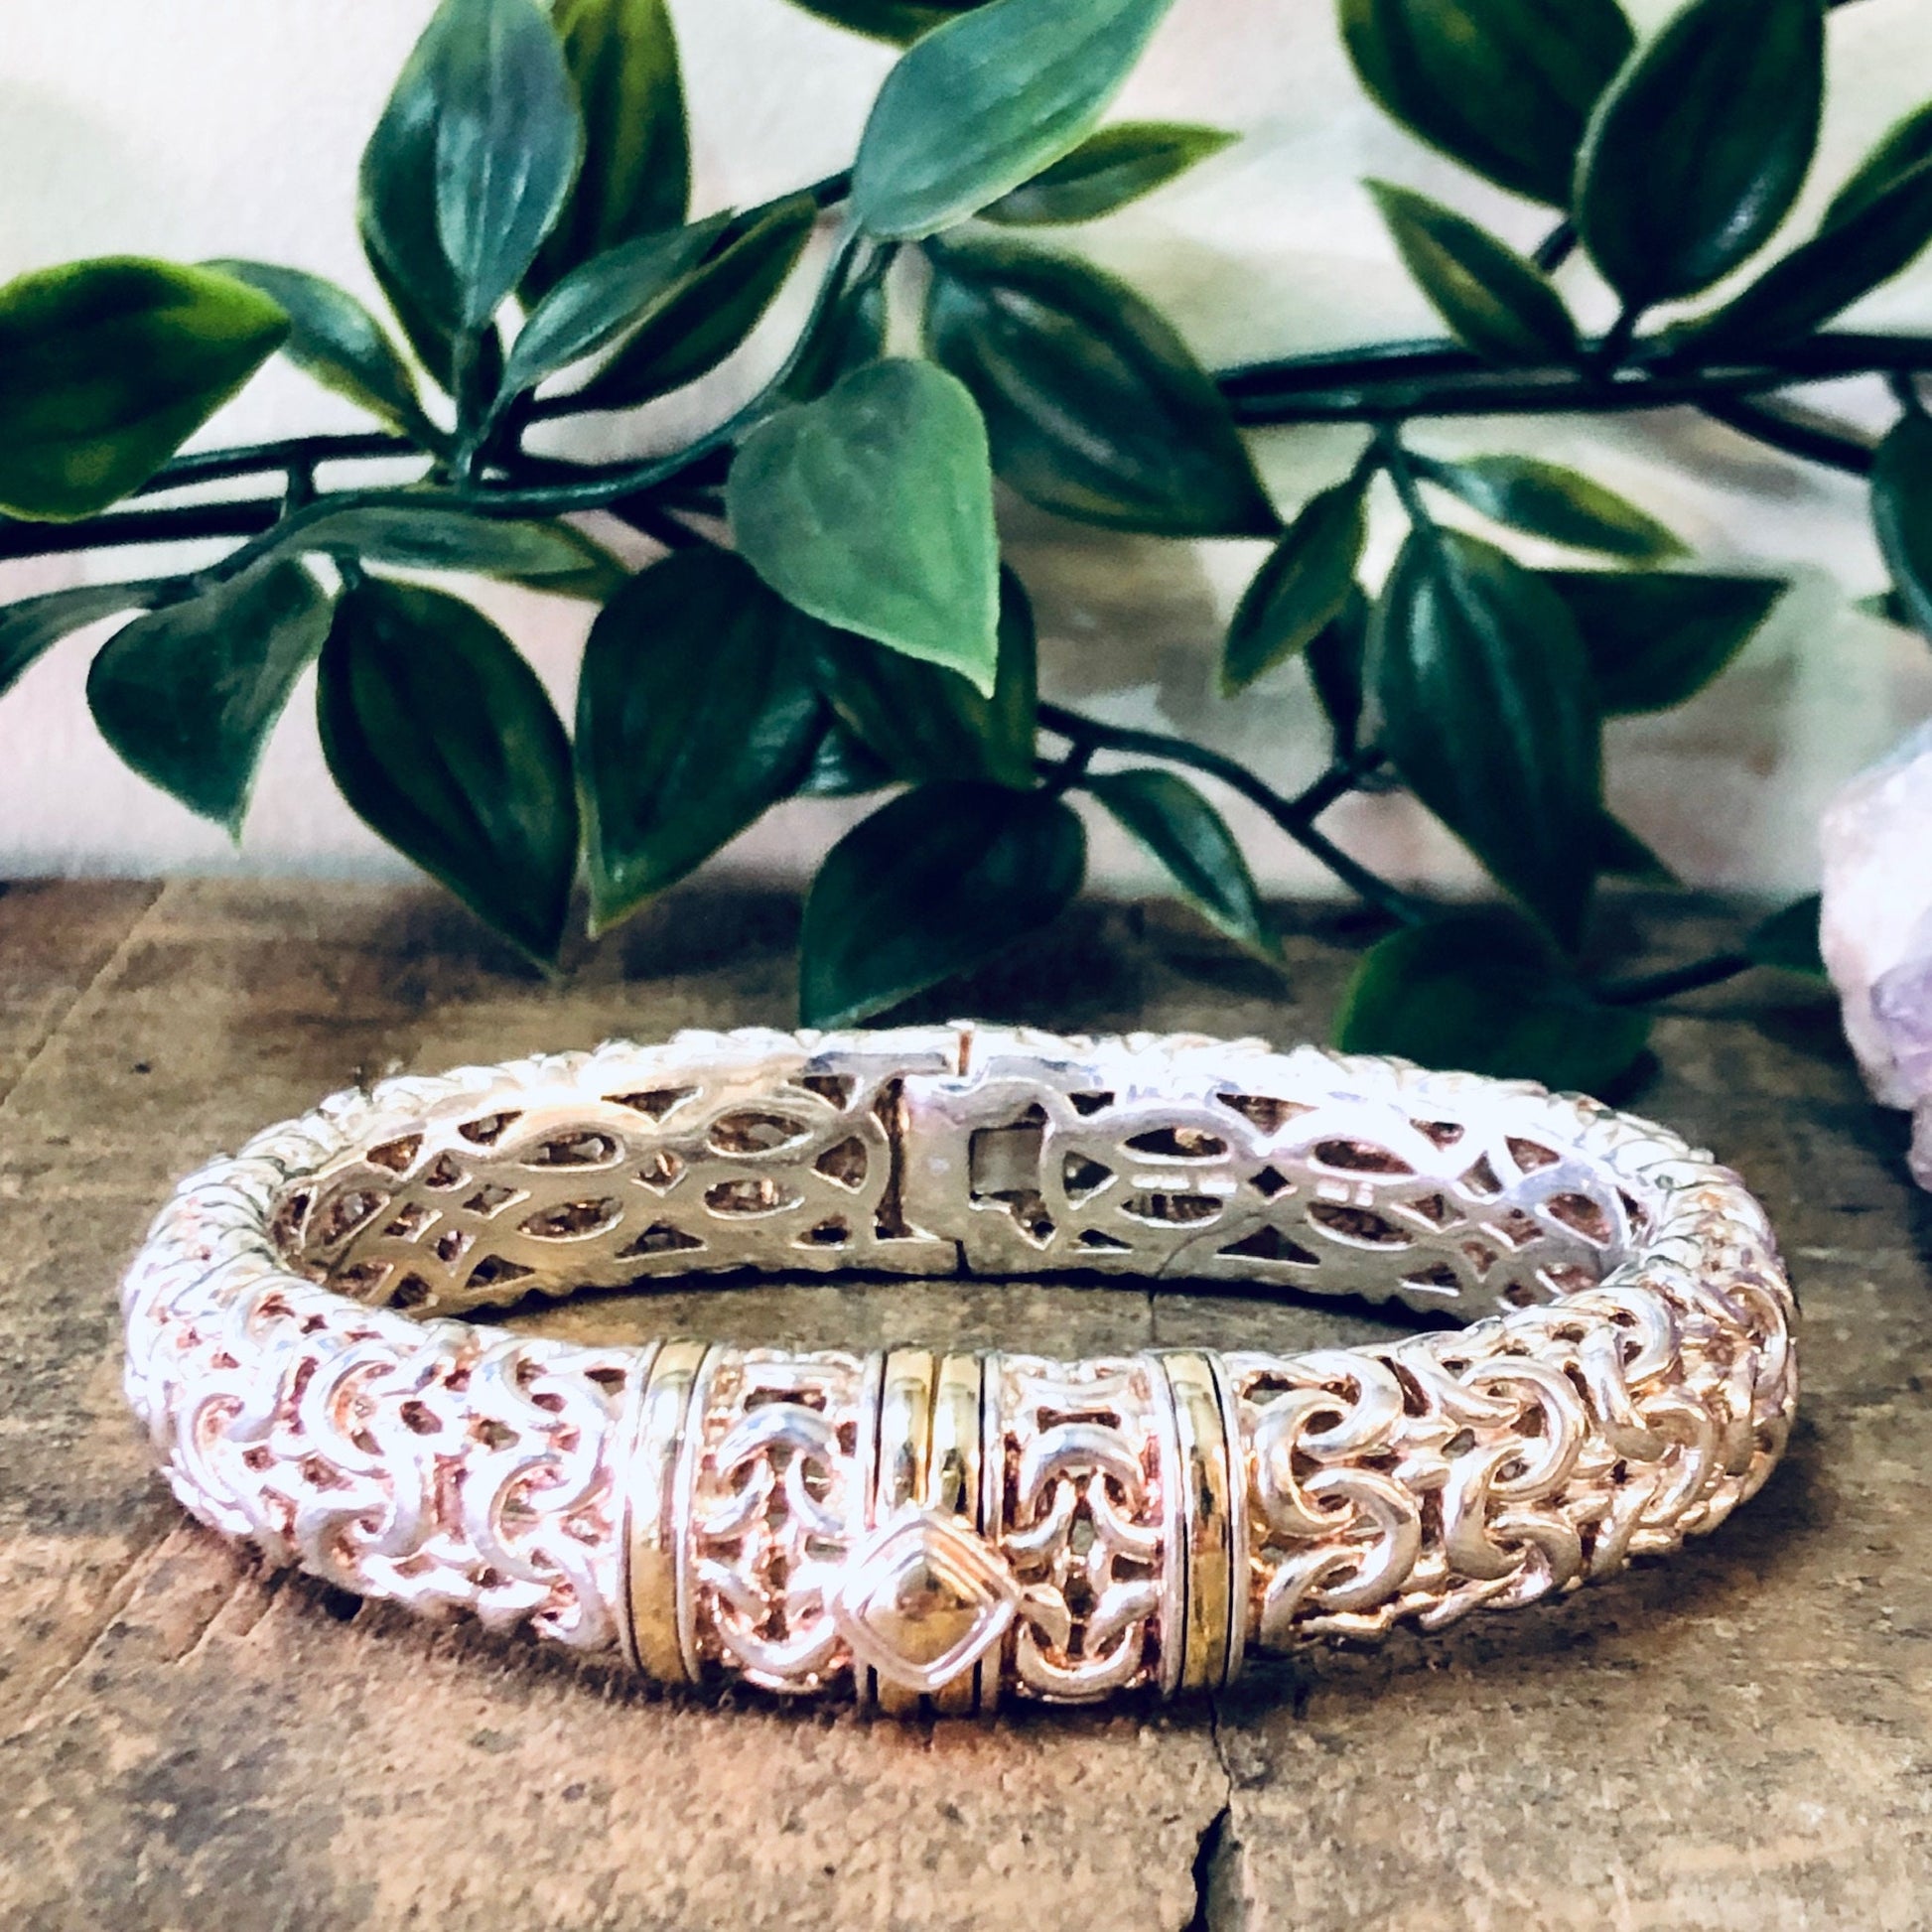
(1, 879), (1927, 1931)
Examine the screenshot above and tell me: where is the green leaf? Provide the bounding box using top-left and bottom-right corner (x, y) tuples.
(982, 122), (1236, 226)
(1594, 809), (1676, 885)
(525, 0), (690, 303)
(578, 549), (822, 930)
(1856, 586), (1915, 631)
(1576, 0), (1825, 306)
(1541, 568), (1787, 714)
(0, 580), (169, 701)
(1873, 414), (1932, 640)
(1221, 477), (1368, 692)
(497, 217), (723, 407)
(207, 260), (441, 447)
(1824, 100), (1932, 231)
(1676, 158), (1932, 354)
(293, 501), (622, 589)
(851, 0), (1176, 238)
(0, 258), (287, 520)
(318, 578), (579, 966)
(500, 521), (629, 602)
(357, 0), (583, 341)
(779, 269), (891, 405)
(798, 780), (1085, 1025)
(1744, 893), (1826, 978)
(925, 236), (1276, 537)
(85, 560), (333, 835)
(812, 565), (1037, 787)
(572, 194), (816, 410)
(786, 0), (985, 43)
(1415, 453), (1685, 562)
(727, 358), (1001, 693)
(1341, 0), (1633, 206)
(1086, 768), (1274, 958)
(1372, 528), (1602, 948)
(1307, 586), (1369, 759)
(1335, 908), (1651, 1093)
(1366, 183), (1578, 366)
(796, 715), (896, 797)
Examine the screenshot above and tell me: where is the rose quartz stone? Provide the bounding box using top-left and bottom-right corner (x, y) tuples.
(1820, 720), (1932, 1189)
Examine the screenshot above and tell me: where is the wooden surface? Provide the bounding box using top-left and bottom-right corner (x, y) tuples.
(1, 878), (1929, 1932)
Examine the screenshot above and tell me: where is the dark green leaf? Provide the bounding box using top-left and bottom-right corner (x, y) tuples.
(1873, 413), (1932, 639)
(1415, 453), (1684, 561)
(1341, 0), (1632, 206)
(573, 194), (816, 409)
(982, 122), (1236, 225)
(1372, 528), (1602, 948)
(1594, 809), (1677, 885)
(525, 0), (689, 302)
(85, 560), (333, 835)
(1825, 100), (1932, 231)
(727, 358), (1001, 692)
(1745, 893), (1826, 978)
(1366, 183), (1578, 365)
(208, 260), (441, 447)
(0, 580), (169, 701)
(293, 501), (621, 588)
(1086, 768), (1274, 958)
(799, 780), (1085, 1025)
(1222, 477), (1368, 692)
(357, 0), (582, 339)
(796, 715), (896, 796)
(498, 217), (723, 407)
(851, 0), (1176, 238)
(1335, 908), (1651, 1092)
(1541, 568), (1787, 714)
(578, 549), (822, 930)
(501, 521), (629, 602)
(925, 236), (1276, 536)
(1676, 157), (1932, 354)
(813, 566), (1036, 787)
(785, 0), (985, 43)
(0, 258), (287, 520)
(1856, 586), (1915, 630)
(1307, 587), (1369, 759)
(779, 268), (890, 404)
(1576, 0), (1825, 306)
(317, 578), (578, 965)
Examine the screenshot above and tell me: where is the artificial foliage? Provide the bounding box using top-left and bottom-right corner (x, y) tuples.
(4, 0), (1925, 1090)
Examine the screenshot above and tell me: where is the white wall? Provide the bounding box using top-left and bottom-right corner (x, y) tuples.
(3, 0), (1930, 898)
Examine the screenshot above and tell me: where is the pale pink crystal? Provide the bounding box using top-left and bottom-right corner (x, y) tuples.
(1819, 720), (1932, 1189)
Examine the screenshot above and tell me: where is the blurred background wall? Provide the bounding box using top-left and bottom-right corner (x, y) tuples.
(2, 0), (1930, 899)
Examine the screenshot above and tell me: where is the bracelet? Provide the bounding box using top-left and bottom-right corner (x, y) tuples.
(120, 1024), (1796, 1712)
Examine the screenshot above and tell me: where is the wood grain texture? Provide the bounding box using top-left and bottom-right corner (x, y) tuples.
(0, 879), (1926, 1931)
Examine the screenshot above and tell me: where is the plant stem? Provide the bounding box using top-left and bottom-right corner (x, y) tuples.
(1218, 330), (1932, 424)
(0, 498), (282, 562)
(137, 431), (421, 496)
(1036, 699), (1430, 926)
(1701, 396), (1876, 476)
(1532, 221), (1577, 275)
(1593, 950), (1752, 1006)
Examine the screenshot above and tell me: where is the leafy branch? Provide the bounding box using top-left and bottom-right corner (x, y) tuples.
(2, 0), (1907, 1091)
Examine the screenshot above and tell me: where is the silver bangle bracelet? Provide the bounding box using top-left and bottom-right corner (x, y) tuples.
(119, 1024), (1797, 1712)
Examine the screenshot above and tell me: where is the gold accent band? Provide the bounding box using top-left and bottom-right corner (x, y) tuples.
(623, 1336), (710, 1684)
(871, 1347), (937, 1715)
(1163, 1350), (1238, 1693)
(926, 1351), (985, 1716)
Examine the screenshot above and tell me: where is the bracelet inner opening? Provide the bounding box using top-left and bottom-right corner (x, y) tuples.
(268, 1063), (1650, 1327)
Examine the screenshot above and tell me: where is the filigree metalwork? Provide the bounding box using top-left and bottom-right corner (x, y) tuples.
(118, 1025), (1798, 1709)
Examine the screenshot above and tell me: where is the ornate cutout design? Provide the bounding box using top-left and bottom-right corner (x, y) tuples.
(985, 1355), (1174, 1702)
